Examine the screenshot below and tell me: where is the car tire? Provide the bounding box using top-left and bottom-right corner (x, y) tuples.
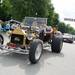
(0, 34), (4, 45)
(69, 40), (73, 43)
(29, 39), (43, 64)
(51, 36), (63, 53)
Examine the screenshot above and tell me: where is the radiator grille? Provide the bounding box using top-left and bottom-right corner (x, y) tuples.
(11, 34), (24, 45)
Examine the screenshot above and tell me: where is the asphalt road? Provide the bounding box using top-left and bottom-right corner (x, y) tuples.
(0, 35), (75, 75)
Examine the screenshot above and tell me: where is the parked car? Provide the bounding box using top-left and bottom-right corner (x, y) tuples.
(63, 33), (74, 43)
(73, 35), (75, 41)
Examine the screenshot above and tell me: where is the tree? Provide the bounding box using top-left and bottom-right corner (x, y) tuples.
(52, 13), (59, 26)
(0, 0), (12, 21)
(58, 22), (75, 35)
(47, 3), (54, 26)
(10, 0), (51, 21)
(47, 3), (59, 27)
(58, 22), (66, 33)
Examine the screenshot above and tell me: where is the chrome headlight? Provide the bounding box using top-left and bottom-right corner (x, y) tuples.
(27, 34), (33, 40)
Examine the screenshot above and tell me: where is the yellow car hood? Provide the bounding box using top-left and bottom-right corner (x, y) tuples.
(12, 27), (26, 35)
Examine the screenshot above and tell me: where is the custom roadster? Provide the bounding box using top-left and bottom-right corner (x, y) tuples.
(0, 17), (63, 64)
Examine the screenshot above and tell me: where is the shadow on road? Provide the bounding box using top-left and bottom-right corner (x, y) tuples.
(0, 49), (64, 75)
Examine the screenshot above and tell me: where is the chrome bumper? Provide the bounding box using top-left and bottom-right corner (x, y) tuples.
(0, 45), (29, 55)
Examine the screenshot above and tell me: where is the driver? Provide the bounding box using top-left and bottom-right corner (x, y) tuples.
(43, 25), (53, 36)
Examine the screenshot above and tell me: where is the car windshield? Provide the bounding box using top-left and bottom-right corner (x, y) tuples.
(22, 17), (47, 28)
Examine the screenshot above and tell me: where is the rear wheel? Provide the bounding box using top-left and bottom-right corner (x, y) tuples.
(69, 41), (73, 43)
(51, 36), (63, 53)
(29, 39), (43, 64)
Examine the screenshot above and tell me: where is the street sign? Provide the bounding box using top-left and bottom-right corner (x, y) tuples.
(64, 18), (75, 22)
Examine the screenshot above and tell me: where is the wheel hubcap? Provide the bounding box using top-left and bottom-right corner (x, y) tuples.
(35, 44), (42, 60)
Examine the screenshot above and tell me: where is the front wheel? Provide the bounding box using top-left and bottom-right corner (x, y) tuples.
(29, 40), (43, 64)
(0, 34), (4, 45)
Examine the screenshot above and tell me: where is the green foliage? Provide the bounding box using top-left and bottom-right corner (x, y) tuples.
(0, 0), (12, 21)
(58, 22), (75, 35)
(47, 1), (59, 27)
(47, 3), (54, 26)
(0, 0), (75, 34)
(10, 0), (50, 21)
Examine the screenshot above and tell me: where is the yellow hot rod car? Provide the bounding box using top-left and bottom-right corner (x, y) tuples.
(0, 17), (63, 64)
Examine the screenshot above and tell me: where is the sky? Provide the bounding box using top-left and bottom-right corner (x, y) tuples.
(52, 0), (75, 29)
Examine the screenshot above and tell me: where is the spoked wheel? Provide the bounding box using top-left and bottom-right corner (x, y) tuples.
(0, 34), (4, 45)
(29, 39), (43, 64)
